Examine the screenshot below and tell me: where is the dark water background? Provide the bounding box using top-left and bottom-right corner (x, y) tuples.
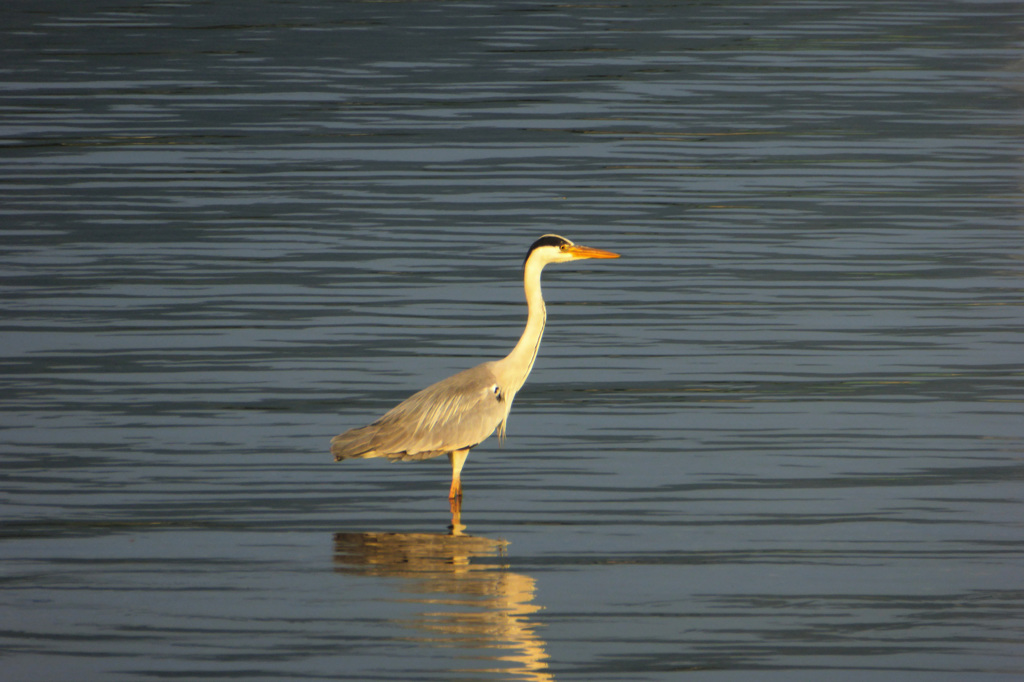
(2, 1), (1022, 680)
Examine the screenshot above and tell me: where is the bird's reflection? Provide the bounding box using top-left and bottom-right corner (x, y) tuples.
(333, 523), (553, 682)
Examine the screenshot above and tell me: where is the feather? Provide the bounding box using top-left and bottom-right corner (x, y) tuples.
(331, 361), (510, 463)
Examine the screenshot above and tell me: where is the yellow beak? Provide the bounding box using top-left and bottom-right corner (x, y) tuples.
(567, 244), (621, 260)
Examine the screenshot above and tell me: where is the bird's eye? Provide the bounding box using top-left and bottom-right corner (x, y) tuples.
(559, 244), (568, 251)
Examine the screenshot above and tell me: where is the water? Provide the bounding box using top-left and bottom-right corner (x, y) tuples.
(2, 1), (1022, 680)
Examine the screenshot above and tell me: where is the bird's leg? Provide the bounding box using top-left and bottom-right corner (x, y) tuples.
(449, 504), (464, 533)
(447, 449), (469, 511)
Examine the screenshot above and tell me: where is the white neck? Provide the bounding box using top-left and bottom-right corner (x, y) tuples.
(494, 256), (547, 395)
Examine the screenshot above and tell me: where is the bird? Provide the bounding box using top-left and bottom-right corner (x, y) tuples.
(331, 234), (620, 512)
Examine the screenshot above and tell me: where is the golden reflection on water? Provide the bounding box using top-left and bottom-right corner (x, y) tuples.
(333, 525), (553, 682)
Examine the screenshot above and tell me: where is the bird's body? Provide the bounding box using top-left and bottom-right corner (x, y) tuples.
(330, 361), (507, 463)
(331, 234), (619, 511)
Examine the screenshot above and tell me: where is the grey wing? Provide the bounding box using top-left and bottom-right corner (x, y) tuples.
(331, 363), (508, 462)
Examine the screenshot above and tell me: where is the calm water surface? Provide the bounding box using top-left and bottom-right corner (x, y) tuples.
(2, 1), (1022, 680)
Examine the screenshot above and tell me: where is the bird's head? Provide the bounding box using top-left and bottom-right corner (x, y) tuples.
(523, 234), (620, 268)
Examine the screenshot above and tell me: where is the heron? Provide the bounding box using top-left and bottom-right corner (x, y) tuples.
(331, 234), (620, 512)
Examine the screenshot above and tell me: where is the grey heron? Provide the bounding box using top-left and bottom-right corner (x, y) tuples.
(331, 234), (620, 511)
